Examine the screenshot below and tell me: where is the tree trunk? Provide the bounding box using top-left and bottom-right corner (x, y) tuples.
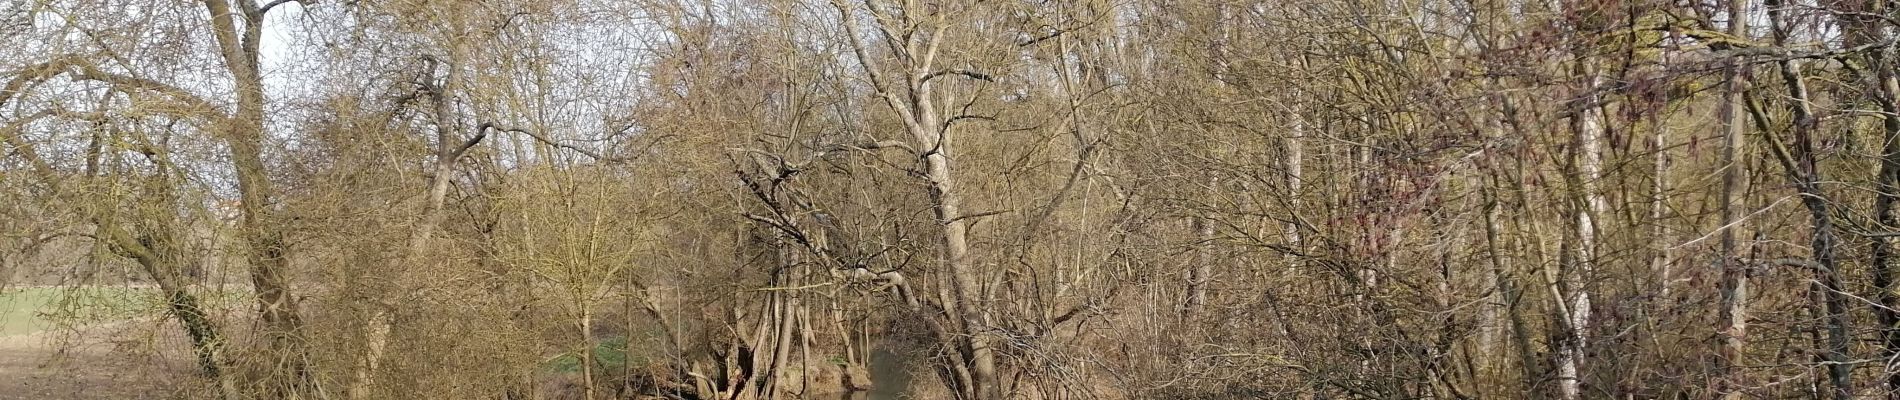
(582, 307), (598, 400)
(1558, 59), (1606, 400)
(1871, 42), (1900, 400)
(201, 0), (310, 394)
(1, 81), (244, 398)
(351, 45), (480, 400)
(1185, 216), (1213, 317)
(1715, 0), (1749, 393)
(1652, 113), (1672, 299)
(924, 140), (1000, 400)
(1745, 3), (1855, 396)
(106, 224), (241, 399)
(830, 2), (999, 397)
(1877, 84), (1900, 400)
(769, 291), (797, 399)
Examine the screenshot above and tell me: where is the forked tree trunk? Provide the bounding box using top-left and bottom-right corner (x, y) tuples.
(350, 43), (485, 399)
(202, 0), (312, 395)
(831, 2), (999, 397)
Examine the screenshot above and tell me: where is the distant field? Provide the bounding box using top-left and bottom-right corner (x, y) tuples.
(0, 286), (240, 336)
(0, 288), (54, 336)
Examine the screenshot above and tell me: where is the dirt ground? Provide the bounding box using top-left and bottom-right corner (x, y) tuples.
(0, 319), (195, 399)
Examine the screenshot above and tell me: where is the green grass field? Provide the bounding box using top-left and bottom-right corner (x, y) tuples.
(0, 286), (224, 336)
(0, 288), (55, 335)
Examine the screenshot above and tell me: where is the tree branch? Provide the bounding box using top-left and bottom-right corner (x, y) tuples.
(2, 56), (92, 107)
(451, 123), (492, 160)
(922, 69), (995, 83)
(0, 109), (57, 179)
(73, 66), (228, 121)
(482, 123), (626, 163)
(258, 0), (305, 14)
(948, 209), (1011, 224)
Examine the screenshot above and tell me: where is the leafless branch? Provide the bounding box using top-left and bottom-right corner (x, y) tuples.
(923, 69), (995, 83)
(257, 0), (305, 14)
(482, 123), (628, 163)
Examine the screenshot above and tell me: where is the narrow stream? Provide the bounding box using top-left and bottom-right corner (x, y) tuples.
(838, 346), (912, 400)
(866, 347), (911, 399)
